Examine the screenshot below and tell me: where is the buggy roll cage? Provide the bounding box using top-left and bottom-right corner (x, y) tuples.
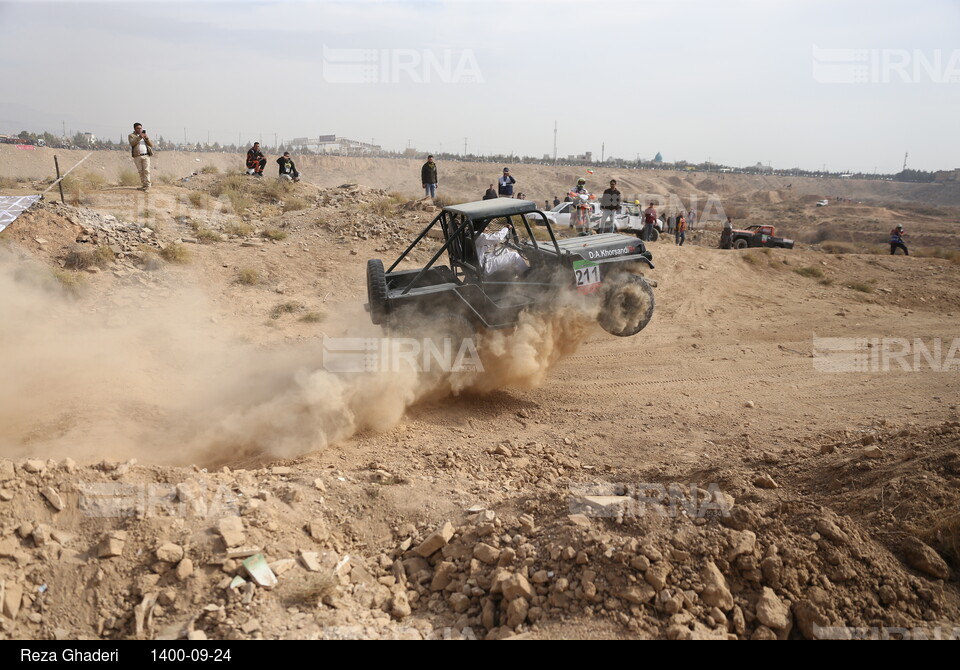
(387, 201), (563, 297)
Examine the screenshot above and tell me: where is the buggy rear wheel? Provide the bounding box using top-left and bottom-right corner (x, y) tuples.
(733, 238), (749, 249)
(598, 274), (655, 337)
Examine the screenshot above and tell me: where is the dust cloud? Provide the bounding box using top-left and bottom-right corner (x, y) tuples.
(0, 250), (592, 467)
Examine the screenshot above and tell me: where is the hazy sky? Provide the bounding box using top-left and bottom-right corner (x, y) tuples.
(1, 0), (958, 172)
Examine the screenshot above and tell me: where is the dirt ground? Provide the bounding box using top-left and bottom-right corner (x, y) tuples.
(0, 154), (958, 640)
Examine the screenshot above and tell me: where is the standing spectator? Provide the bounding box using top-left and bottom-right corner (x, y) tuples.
(675, 213), (686, 246)
(498, 167), (516, 197)
(720, 216), (734, 249)
(246, 142), (266, 177)
(553, 195), (561, 207)
(421, 155), (438, 198)
(127, 122), (153, 190)
(276, 152), (300, 181)
(483, 183), (497, 200)
(600, 179), (621, 234)
(688, 209), (697, 230)
(545, 199), (551, 210)
(642, 201), (658, 241)
(890, 224), (909, 255)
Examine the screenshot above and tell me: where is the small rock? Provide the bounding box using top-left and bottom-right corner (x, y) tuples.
(415, 522), (454, 557)
(241, 618), (261, 634)
(502, 574), (533, 601)
(217, 517), (246, 548)
(22, 459), (46, 474)
(175, 559), (194, 581)
(863, 445), (883, 459)
(156, 543), (185, 563)
(753, 474), (779, 489)
(700, 562), (734, 611)
(755, 587), (790, 630)
(473, 543), (500, 565)
(97, 531), (127, 558)
(902, 537), (951, 580)
(41, 487), (64, 511)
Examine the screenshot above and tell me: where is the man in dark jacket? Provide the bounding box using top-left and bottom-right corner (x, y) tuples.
(483, 184), (497, 200)
(890, 224), (908, 255)
(246, 142), (266, 177)
(498, 167), (516, 197)
(599, 179), (621, 233)
(421, 155), (438, 198)
(277, 152), (300, 182)
(642, 202), (658, 241)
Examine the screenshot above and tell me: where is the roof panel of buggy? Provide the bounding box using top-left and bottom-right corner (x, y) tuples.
(443, 199), (538, 219)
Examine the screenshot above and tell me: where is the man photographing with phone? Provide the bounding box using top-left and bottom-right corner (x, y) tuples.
(127, 122), (153, 190)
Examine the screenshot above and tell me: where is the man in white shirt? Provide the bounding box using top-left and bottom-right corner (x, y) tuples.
(127, 122), (153, 190)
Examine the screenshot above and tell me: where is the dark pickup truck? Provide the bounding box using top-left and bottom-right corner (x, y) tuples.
(731, 225), (795, 250)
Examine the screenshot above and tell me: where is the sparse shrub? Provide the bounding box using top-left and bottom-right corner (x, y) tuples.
(118, 170), (140, 187)
(848, 281), (874, 293)
(270, 301), (306, 319)
(279, 570), (337, 608)
(821, 241), (858, 254)
(237, 267), (259, 285)
(261, 227), (287, 241)
(225, 222), (254, 237)
(51, 268), (83, 295)
(158, 173), (176, 185)
(283, 196), (308, 212)
(299, 311), (325, 323)
(264, 179), (293, 200)
(226, 191), (253, 214)
(194, 228), (222, 244)
(64, 244), (112, 270)
(141, 252), (164, 271)
(819, 277), (835, 286)
(160, 243), (191, 264)
(188, 192), (207, 209)
(200, 164), (220, 174)
(794, 266), (824, 279)
(742, 252), (761, 265)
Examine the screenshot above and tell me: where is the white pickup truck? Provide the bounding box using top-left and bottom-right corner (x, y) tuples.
(541, 201), (662, 240)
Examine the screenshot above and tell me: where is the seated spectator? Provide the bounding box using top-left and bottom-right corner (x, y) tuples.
(276, 152), (300, 182)
(246, 142), (266, 177)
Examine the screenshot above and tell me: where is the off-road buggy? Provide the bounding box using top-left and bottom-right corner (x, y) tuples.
(365, 199), (655, 337)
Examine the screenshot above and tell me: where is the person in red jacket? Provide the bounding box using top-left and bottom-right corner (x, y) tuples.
(890, 224), (908, 255)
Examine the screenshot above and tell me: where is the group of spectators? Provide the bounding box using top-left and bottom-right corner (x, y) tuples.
(246, 142), (300, 181)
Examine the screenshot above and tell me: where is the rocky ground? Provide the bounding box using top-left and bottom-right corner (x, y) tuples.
(0, 168), (958, 640)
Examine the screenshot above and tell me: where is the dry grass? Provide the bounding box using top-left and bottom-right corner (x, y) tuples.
(299, 311), (326, 323)
(368, 192), (406, 216)
(194, 228), (222, 244)
(0, 176), (25, 189)
(264, 179), (293, 200)
(51, 268), (83, 296)
(914, 247), (960, 263)
(160, 243), (191, 264)
(794, 266), (824, 279)
(847, 281), (874, 293)
(820, 241), (859, 254)
(188, 191), (208, 209)
(279, 571), (338, 608)
(140, 251), (164, 271)
(225, 222), (254, 237)
(200, 164), (220, 174)
(261, 227), (288, 241)
(118, 170), (141, 187)
(282, 196), (308, 212)
(741, 252), (762, 265)
(819, 277), (835, 286)
(270, 301), (306, 319)
(237, 267), (260, 285)
(926, 513), (960, 567)
(63, 244), (114, 270)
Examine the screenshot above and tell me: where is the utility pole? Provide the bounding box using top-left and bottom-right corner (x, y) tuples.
(273, 133), (277, 149)
(183, 127), (187, 145)
(553, 120), (557, 163)
(601, 142), (605, 162)
(61, 121), (66, 140)
(463, 137), (468, 156)
(902, 152), (908, 171)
